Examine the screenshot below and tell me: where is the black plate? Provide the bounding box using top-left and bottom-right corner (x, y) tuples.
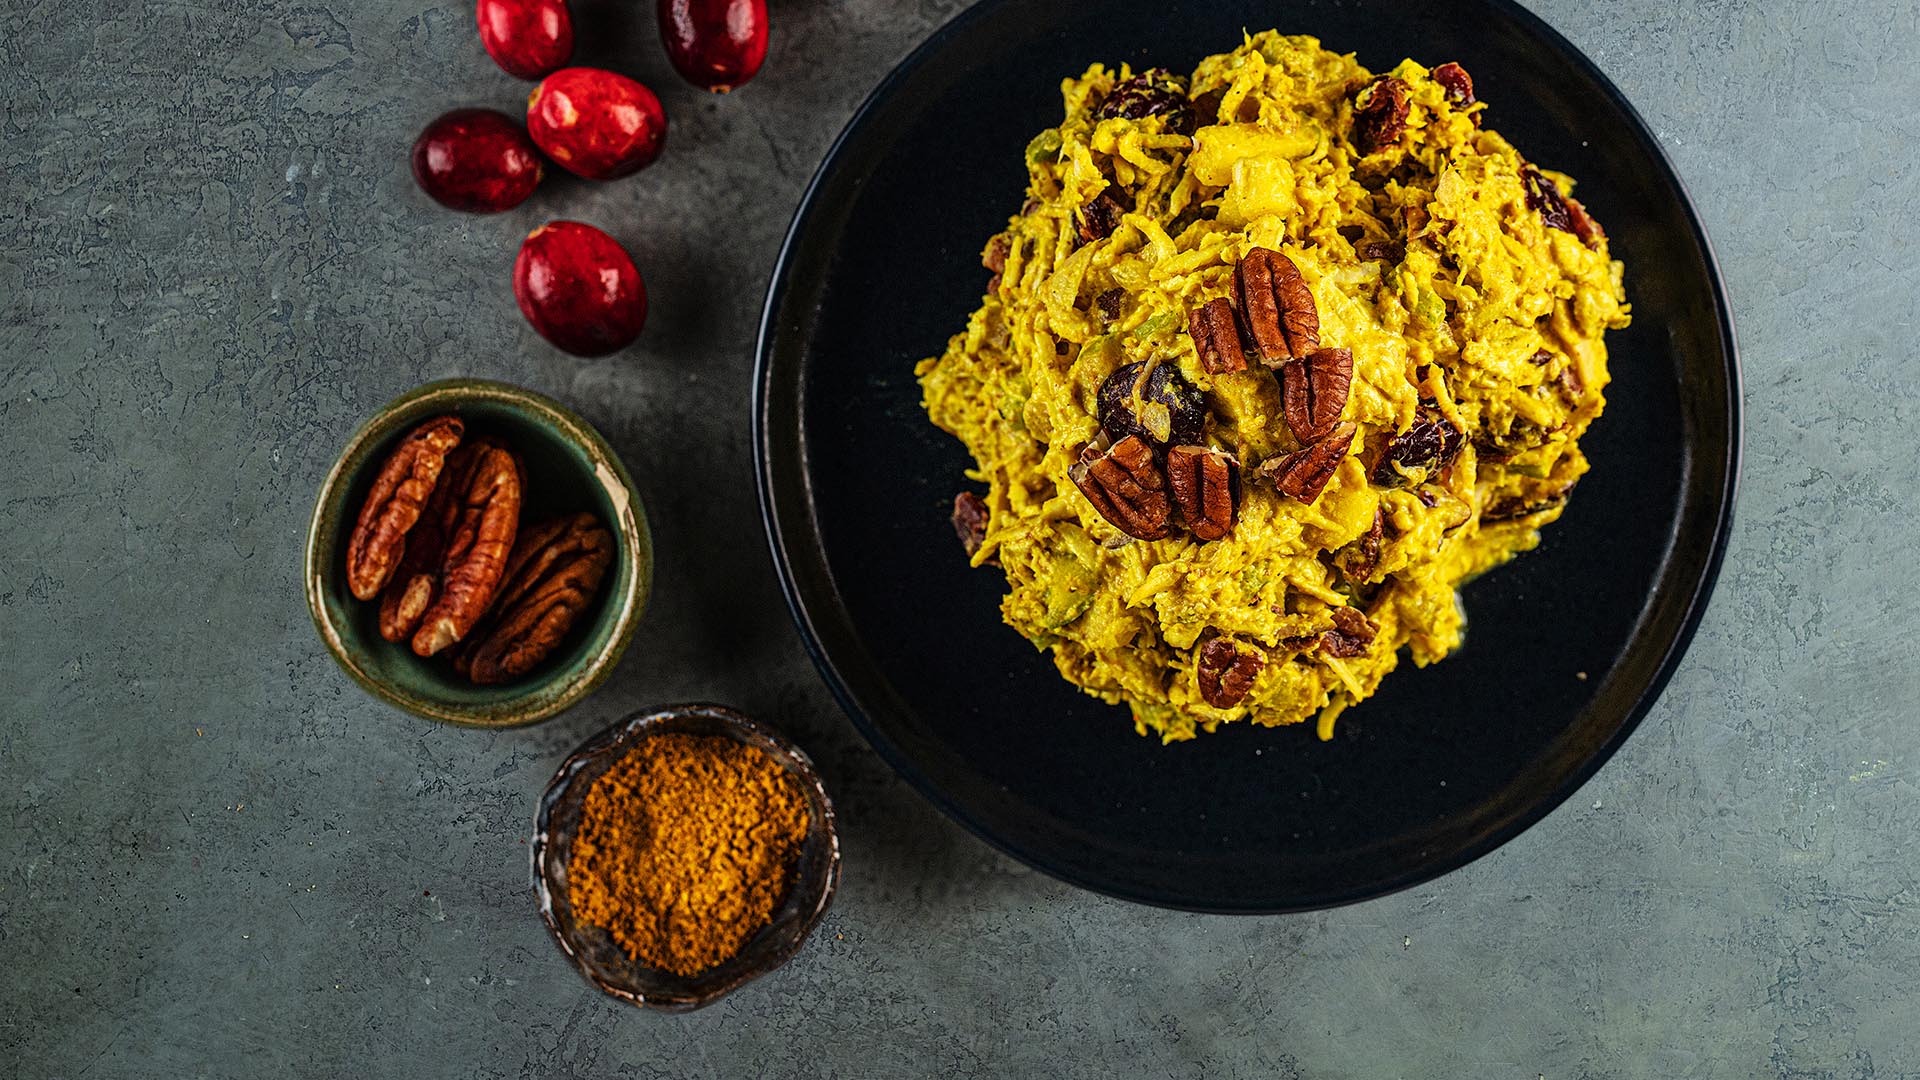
(755, 0), (1739, 912)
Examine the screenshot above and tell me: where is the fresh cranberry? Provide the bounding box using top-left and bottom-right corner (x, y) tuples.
(658, 0), (768, 93)
(476, 0), (573, 80)
(525, 68), (667, 181)
(410, 109), (544, 214)
(513, 221), (648, 356)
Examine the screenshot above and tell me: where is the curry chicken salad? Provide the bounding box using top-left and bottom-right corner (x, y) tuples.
(917, 33), (1629, 742)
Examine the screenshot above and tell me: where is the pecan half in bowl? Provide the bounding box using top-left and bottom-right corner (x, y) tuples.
(304, 379), (652, 727)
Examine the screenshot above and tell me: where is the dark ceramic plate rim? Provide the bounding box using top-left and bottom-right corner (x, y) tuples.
(754, 0), (1741, 913)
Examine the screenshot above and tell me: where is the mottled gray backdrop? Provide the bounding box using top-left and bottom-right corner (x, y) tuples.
(3, 0), (1916, 1076)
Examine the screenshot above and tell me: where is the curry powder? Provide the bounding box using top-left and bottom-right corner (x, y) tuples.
(567, 732), (810, 977)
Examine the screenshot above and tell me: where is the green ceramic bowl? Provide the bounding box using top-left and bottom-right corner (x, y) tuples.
(305, 379), (652, 727)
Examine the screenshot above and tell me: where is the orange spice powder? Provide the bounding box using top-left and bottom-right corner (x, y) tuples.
(567, 732), (810, 977)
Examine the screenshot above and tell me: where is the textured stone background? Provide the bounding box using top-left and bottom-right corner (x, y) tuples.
(2, 0), (1916, 1076)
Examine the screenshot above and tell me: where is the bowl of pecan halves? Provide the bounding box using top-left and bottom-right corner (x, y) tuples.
(305, 378), (652, 726)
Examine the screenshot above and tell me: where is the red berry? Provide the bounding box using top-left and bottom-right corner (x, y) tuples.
(658, 0), (768, 93)
(410, 109), (544, 214)
(526, 68), (667, 181)
(513, 221), (647, 356)
(476, 0), (573, 80)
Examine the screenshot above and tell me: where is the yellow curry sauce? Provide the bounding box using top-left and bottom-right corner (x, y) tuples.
(917, 34), (1629, 742)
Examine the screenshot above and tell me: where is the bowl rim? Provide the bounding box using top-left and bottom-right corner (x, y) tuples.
(750, 0), (1743, 912)
(529, 703), (843, 1012)
(304, 377), (653, 728)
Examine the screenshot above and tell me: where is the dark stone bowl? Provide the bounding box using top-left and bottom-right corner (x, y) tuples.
(531, 704), (842, 1012)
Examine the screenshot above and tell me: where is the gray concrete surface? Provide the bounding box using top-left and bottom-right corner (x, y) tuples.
(2, 0), (1916, 1076)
